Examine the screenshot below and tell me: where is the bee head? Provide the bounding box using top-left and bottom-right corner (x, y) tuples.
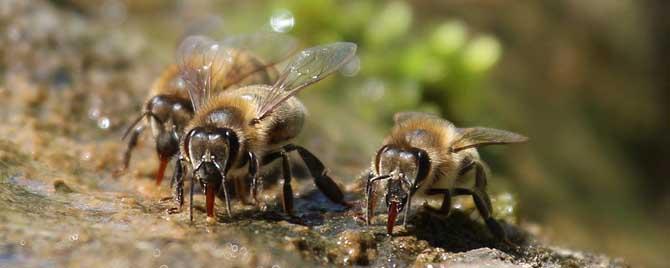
(374, 145), (431, 233)
(184, 126), (240, 217)
(146, 95), (193, 159)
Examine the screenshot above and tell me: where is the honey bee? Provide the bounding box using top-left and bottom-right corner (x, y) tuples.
(365, 112), (527, 240)
(173, 39), (358, 220)
(119, 33), (297, 186)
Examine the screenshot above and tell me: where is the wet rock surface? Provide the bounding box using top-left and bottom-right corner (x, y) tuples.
(0, 1), (628, 267)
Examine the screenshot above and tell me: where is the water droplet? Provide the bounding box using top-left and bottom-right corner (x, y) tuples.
(81, 151), (92, 161)
(340, 56), (360, 77)
(153, 248), (161, 257)
(97, 117), (110, 129)
(174, 77), (185, 89)
(88, 108), (101, 120)
(270, 9), (294, 33)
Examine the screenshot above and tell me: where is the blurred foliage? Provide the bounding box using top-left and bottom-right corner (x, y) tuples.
(272, 0), (501, 125)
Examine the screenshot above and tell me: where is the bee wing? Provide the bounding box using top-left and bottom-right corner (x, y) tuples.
(254, 42), (357, 121)
(217, 32), (299, 88)
(176, 33), (298, 111)
(452, 127), (528, 152)
(177, 35), (235, 111)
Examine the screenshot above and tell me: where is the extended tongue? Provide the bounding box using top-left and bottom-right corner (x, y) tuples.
(155, 157), (169, 186)
(387, 201), (399, 235)
(205, 183), (216, 218)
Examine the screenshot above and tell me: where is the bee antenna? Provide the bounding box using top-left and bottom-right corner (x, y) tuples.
(122, 112), (150, 140)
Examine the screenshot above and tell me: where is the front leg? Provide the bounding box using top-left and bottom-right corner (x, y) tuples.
(168, 157), (185, 214)
(285, 144), (349, 207)
(365, 172), (376, 225)
(114, 125), (144, 176)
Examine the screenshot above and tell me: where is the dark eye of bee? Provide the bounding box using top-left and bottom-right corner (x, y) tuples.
(379, 147), (400, 175)
(412, 149), (431, 185)
(398, 151), (418, 180)
(147, 95), (172, 123)
(187, 129), (210, 167)
(170, 100), (193, 131)
(207, 133), (230, 163)
(147, 95), (194, 134)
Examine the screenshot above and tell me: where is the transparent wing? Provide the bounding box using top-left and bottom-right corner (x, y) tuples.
(176, 33), (298, 111)
(217, 32), (299, 88)
(255, 42), (357, 121)
(452, 127), (529, 152)
(176, 35), (235, 111)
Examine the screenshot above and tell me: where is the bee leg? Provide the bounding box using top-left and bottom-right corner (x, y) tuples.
(402, 194), (412, 227)
(453, 187), (508, 243)
(424, 188), (452, 215)
(365, 172), (376, 225)
(116, 125), (144, 175)
(168, 157), (185, 214)
(220, 175), (233, 217)
(279, 150), (294, 215)
(471, 161), (509, 243)
(248, 152), (259, 204)
(189, 172), (195, 222)
(285, 144), (350, 208)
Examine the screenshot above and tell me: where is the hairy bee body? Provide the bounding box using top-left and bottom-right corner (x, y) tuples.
(378, 116), (481, 206)
(182, 85), (306, 168)
(174, 41), (357, 220)
(121, 48), (281, 185)
(366, 112), (527, 238)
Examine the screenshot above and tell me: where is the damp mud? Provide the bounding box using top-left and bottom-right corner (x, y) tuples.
(0, 1), (628, 267)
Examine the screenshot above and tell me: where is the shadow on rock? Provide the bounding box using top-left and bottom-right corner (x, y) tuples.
(410, 208), (530, 255)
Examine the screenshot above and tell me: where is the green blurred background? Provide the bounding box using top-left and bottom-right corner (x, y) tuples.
(18, 0), (670, 266)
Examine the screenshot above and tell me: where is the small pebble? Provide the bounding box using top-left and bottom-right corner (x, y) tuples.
(53, 180), (75, 193)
